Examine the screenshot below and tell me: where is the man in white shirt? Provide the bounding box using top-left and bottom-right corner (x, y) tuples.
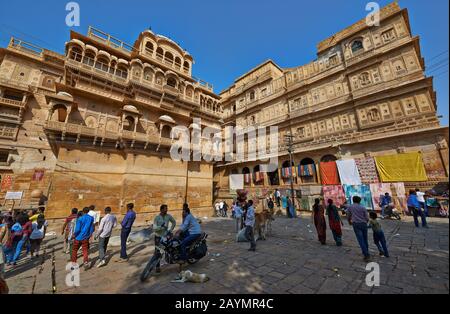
(95, 207), (117, 267)
(87, 205), (99, 243)
(415, 188), (428, 217)
(244, 200), (256, 252)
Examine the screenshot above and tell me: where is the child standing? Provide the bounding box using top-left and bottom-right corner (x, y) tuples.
(368, 212), (390, 257)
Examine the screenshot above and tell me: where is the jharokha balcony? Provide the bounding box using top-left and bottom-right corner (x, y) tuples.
(43, 120), (173, 148)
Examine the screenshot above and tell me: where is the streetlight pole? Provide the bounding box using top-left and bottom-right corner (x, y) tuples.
(284, 133), (295, 218)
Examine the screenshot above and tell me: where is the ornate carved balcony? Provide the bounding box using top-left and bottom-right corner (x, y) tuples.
(43, 120), (174, 148)
(0, 97), (26, 108)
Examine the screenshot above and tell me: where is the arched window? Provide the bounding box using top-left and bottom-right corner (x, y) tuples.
(116, 64), (128, 79)
(320, 155), (337, 162)
(122, 116), (135, 131)
(145, 42), (154, 54)
(164, 52), (174, 65)
(83, 50), (95, 66)
(156, 47), (164, 60)
(51, 104), (68, 123)
(299, 157), (316, 183)
(155, 72), (164, 85)
(175, 57), (182, 69)
(351, 40), (364, 54)
(167, 76), (177, 88)
(253, 165), (264, 185)
(185, 85), (194, 98)
(143, 68), (153, 82)
(109, 60), (117, 74)
(242, 167), (251, 185)
(183, 61), (190, 72)
(70, 46), (82, 62)
(161, 125), (172, 138)
(268, 168), (280, 186)
(95, 56), (109, 72)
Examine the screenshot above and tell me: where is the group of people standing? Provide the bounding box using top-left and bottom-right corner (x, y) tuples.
(0, 208), (48, 267)
(61, 203), (136, 270)
(312, 197), (389, 262)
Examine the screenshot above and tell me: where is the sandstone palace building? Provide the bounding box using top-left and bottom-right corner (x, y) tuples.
(0, 2), (448, 220)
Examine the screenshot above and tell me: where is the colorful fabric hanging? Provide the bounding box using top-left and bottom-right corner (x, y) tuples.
(243, 173), (251, 184)
(343, 184), (374, 210)
(391, 182), (408, 214)
(336, 159), (362, 185)
(355, 157), (380, 184)
(319, 161), (340, 185)
(322, 185), (346, 207)
(298, 164), (315, 177)
(281, 167), (292, 179)
(374, 152), (428, 182)
(369, 183), (393, 212)
(254, 171), (264, 183)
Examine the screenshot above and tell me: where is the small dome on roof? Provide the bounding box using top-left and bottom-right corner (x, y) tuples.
(159, 115), (176, 124)
(57, 92), (73, 100)
(123, 105), (139, 114)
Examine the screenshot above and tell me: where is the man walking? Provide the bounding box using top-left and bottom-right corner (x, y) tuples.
(274, 189), (281, 208)
(153, 204), (176, 272)
(415, 188), (428, 217)
(244, 200), (256, 252)
(61, 208), (78, 254)
(71, 207), (95, 270)
(408, 190), (428, 228)
(118, 203), (136, 262)
(95, 207), (117, 268)
(347, 196), (370, 262)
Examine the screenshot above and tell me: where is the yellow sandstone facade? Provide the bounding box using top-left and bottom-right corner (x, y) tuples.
(0, 3), (448, 219)
(215, 3), (449, 206)
(0, 27), (221, 221)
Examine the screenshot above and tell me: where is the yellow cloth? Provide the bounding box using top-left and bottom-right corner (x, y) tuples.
(29, 214), (39, 223)
(375, 152), (428, 182)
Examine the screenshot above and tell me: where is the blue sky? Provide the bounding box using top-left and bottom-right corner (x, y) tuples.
(0, 0), (448, 125)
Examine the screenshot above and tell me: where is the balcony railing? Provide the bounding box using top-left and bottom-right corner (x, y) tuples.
(66, 51), (129, 83)
(0, 96), (25, 108)
(87, 26), (135, 53)
(8, 38), (43, 57)
(43, 120), (175, 147)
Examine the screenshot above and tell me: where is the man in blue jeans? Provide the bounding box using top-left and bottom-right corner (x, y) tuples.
(347, 196), (370, 262)
(118, 203), (136, 262)
(175, 204), (201, 262)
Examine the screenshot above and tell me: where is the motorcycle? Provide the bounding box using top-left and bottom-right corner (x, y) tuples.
(383, 204), (401, 220)
(140, 232), (208, 282)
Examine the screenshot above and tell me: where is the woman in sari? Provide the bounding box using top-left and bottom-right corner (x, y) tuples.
(326, 199), (343, 246)
(312, 198), (326, 245)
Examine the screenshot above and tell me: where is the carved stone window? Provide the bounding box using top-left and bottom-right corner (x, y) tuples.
(297, 127), (305, 138)
(351, 40), (364, 54)
(367, 108), (380, 122)
(249, 90), (255, 101)
(359, 72), (372, 86)
(381, 28), (396, 43)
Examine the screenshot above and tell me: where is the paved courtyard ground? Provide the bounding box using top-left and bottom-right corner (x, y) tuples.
(5, 214), (449, 294)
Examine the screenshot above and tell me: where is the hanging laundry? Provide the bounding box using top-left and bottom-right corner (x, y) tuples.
(343, 184), (374, 210)
(369, 183), (393, 212)
(374, 152), (428, 182)
(319, 161), (340, 185)
(336, 159), (362, 185)
(322, 185), (346, 207)
(355, 157), (380, 184)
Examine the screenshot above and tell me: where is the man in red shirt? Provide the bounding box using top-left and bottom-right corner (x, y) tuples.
(61, 208), (78, 254)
